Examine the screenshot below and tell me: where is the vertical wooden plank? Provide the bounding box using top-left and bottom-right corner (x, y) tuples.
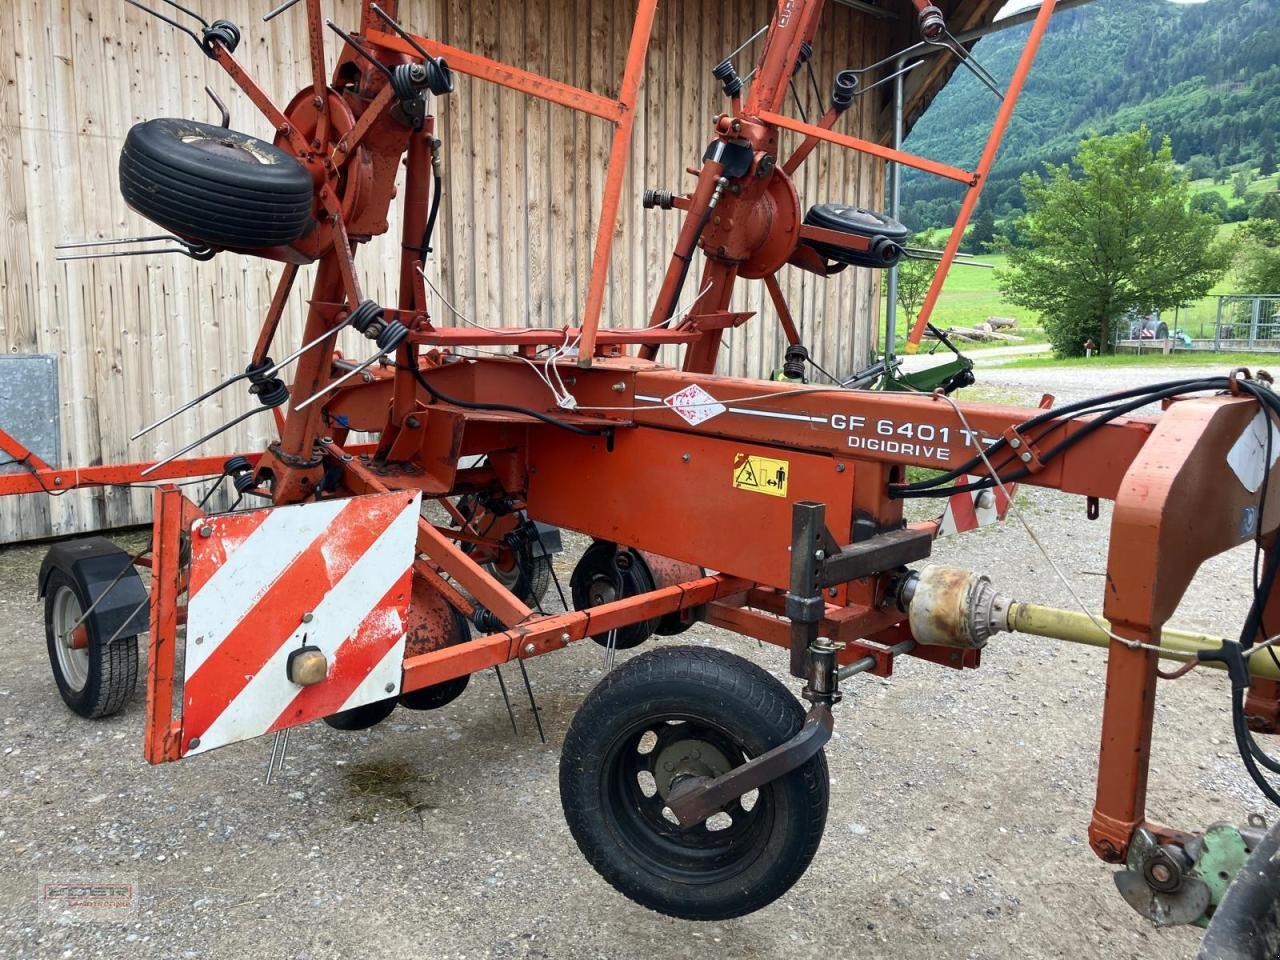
(524, 0), (551, 328)
(546, 0), (574, 327)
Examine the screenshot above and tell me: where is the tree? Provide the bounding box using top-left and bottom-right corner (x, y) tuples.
(895, 256), (937, 330)
(965, 207), (998, 254)
(1261, 128), (1277, 176)
(997, 128), (1227, 356)
(1189, 190), (1228, 221)
(1233, 170), (1252, 198)
(1236, 219), (1280, 294)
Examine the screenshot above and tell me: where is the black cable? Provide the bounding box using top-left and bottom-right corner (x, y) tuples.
(410, 366), (613, 440)
(892, 378), (1236, 500)
(419, 172), (443, 260)
(892, 377), (1233, 495)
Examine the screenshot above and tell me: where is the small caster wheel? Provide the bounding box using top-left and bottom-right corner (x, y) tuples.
(40, 539), (145, 719)
(399, 605), (471, 711)
(322, 696), (397, 731)
(570, 541), (658, 649)
(559, 646), (829, 920)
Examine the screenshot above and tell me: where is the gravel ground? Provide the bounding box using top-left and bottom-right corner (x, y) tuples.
(0, 362), (1271, 960)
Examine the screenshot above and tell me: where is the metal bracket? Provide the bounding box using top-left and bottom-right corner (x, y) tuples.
(666, 703), (833, 827)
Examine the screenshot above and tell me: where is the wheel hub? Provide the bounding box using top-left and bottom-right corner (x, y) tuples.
(652, 737), (733, 800)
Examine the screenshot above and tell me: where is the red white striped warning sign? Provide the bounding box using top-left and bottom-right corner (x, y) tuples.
(937, 478), (1015, 536)
(181, 491), (421, 756)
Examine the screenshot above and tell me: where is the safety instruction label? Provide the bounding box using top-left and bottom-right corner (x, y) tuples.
(733, 454), (789, 497)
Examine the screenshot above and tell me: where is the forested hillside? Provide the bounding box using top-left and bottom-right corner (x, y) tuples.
(900, 0), (1280, 230)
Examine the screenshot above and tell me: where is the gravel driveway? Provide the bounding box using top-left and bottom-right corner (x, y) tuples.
(0, 361), (1269, 960)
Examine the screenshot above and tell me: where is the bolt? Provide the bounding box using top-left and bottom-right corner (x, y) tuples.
(278, 123), (292, 136)
(1150, 863), (1173, 884)
(559, 632), (570, 643)
(828, 587), (838, 597)
(199, 525), (213, 538)
(53, 477), (63, 486)
(524, 643), (536, 655)
(319, 436), (333, 445)
(1009, 437), (1021, 448)
(384, 682), (396, 694)
(681, 453), (691, 463)
(815, 549), (825, 561)
(713, 216), (721, 225)
(302, 612), (314, 623)
(342, 454), (354, 462)
(406, 416), (421, 429)
(312, 95), (324, 109)
(1020, 451), (1033, 463)
(194, 636), (203, 645)
(612, 382), (626, 393)
(188, 737), (201, 750)
(836, 463), (846, 473)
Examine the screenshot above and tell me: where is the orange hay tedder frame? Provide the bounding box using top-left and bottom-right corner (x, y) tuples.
(6, 0), (1280, 939)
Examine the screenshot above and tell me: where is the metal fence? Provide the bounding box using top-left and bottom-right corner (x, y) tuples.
(1113, 295), (1280, 354)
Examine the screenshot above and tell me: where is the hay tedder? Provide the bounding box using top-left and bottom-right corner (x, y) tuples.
(5, 0), (1280, 945)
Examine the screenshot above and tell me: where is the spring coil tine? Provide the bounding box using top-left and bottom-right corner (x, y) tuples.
(140, 406), (271, 477)
(293, 348), (394, 412)
(369, 3), (432, 60)
(262, 0), (304, 22)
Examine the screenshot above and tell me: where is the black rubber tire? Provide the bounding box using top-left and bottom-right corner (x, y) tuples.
(571, 541), (658, 650)
(322, 696), (397, 731)
(1199, 819), (1280, 960)
(119, 118), (315, 250)
(43, 569), (139, 719)
(559, 646), (829, 920)
(399, 606), (471, 711)
(802, 202), (908, 268)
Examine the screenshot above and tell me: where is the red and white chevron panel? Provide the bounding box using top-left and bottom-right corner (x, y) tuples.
(180, 491), (422, 757)
(937, 478), (1016, 537)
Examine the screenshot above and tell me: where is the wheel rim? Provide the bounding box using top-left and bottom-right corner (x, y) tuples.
(51, 586), (90, 692)
(599, 713), (773, 885)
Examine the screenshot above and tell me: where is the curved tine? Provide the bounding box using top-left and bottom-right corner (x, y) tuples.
(325, 20), (395, 81)
(140, 406), (271, 476)
(261, 316), (353, 379)
(724, 23), (769, 63)
(123, 0), (204, 47)
(152, 0), (210, 27)
(944, 28), (1003, 91)
(929, 33), (1004, 100)
(131, 371), (254, 441)
(262, 0), (304, 22)
(56, 246), (194, 262)
(56, 234), (181, 250)
(369, 3), (432, 60)
(847, 39), (926, 77)
(294, 349), (389, 411)
(854, 59), (924, 98)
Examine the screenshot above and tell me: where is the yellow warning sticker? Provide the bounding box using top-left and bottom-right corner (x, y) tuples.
(732, 454), (789, 498)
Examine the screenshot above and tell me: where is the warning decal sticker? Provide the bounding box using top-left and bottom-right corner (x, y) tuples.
(662, 384), (726, 426)
(733, 454), (789, 498)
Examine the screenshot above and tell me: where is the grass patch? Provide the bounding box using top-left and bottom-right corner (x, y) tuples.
(1000, 351), (1279, 371)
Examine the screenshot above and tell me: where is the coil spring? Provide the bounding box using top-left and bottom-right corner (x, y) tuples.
(472, 606), (504, 633)
(642, 189), (674, 210)
(390, 59), (455, 100)
(832, 70), (858, 111)
(201, 19), (241, 58)
(712, 59), (743, 98)
(245, 357), (290, 408)
(348, 299), (384, 337)
(376, 320), (409, 352)
(222, 455), (257, 494)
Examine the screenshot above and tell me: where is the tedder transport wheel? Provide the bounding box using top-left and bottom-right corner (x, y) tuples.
(399, 605), (471, 711)
(43, 568), (140, 719)
(119, 118), (315, 251)
(570, 541), (659, 650)
(322, 696), (398, 731)
(559, 646), (829, 920)
(457, 494), (553, 608)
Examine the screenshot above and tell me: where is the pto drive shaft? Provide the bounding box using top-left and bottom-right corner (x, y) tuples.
(899, 565), (1280, 682)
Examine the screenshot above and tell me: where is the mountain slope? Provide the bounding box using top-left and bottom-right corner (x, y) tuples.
(900, 0), (1280, 229)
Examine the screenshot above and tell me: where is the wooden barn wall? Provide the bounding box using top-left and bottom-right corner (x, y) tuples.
(0, 0), (890, 543)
